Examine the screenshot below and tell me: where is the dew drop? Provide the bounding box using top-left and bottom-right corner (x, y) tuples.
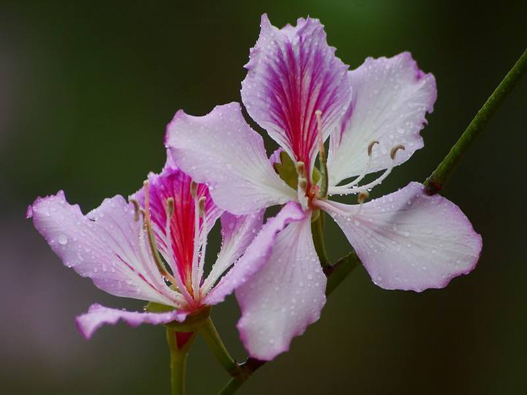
(58, 235), (68, 245)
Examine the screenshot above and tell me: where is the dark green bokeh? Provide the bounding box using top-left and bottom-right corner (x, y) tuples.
(1, 1), (525, 394)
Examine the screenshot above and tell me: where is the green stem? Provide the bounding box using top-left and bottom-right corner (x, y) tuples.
(311, 210), (330, 268)
(201, 318), (239, 375)
(217, 254), (361, 395)
(425, 49), (527, 194)
(324, 251), (361, 296)
(218, 377), (245, 395)
(217, 358), (265, 395)
(166, 328), (197, 395)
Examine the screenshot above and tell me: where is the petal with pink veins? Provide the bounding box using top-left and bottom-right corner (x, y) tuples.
(131, 162), (221, 292)
(235, 211), (327, 361)
(242, 14), (351, 170)
(204, 202), (305, 306)
(75, 304), (188, 339)
(328, 53), (437, 187)
(202, 210), (264, 295)
(28, 192), (181, 307)
(166, 102), (296, 215)
(322, 182), (482, 292)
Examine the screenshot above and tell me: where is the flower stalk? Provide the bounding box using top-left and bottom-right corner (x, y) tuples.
(425, 49), (527, 194)
(166, 328), (197, 395)
(200, 318), (240, 376)
(215, 47), (526, 395)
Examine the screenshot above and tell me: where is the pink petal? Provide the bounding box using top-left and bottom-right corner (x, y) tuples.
(29, 192), (179, 306)
(323, 182), (482, 292)
(202, 210), (265, 294)
(242, 15), (351, 170)
(204, 202), (305, 306)
(166, 102), (295, 215)
(235, 211), (327, 361)
(327, 53), (437, 187)
(75, 303), (188, 339)
(131, 161), (221, 288)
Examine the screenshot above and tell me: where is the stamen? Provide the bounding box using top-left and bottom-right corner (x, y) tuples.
(315, 110), (329, 197)
(190, 181), (198, 199)
(297, 176), (309, 210)
(335, 140), (379, 190)
(357, 191), (369, 214)
(295, 161), (306, 178)
(390, 144), (405, 160)
(315, 110), (325, 158)
(191, 195), (208, 299)
(368, 140), (380, 157)
(166, 197), (175, 219)
(190, 193), (201, 296)
(198, 196), (207, 218)
(329, 144), (406, 196)
(358, 191), (369, 204)
(130, 198), (141, 222)
(142, 181), (178, 286)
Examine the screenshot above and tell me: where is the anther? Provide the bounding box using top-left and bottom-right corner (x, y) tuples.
(358, 191), (369, 204)
(315, 109), (329, 197)
(190, 181), (198, 199)
(166, 197), (175, 219)
(295, 161), (306, 178)
(298, 178), (308, 192)
(368, 141), (380, 157)
(198, 196), (207, 218)
(390, 144), (406, 160)
(130, 199), (141, 222)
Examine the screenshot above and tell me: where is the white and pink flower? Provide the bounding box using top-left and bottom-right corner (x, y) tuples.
(166, 15), (482, 360)
(27, 153), (304, 340)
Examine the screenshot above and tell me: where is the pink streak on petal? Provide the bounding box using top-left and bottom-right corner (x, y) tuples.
(204, 202), (305, 306)
(328, 52), (437, 186)
(166, 102), (296, 215)
(325, 182), (482, 292)
(131, 162), (221, 286)
(236, 212), (327, 361)
(29, 191), (178, 306)
(75, 304), (188, 339)
(242, 14), (351, 171)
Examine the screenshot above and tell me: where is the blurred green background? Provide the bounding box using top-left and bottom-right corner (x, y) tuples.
(1, 1), (526, 394)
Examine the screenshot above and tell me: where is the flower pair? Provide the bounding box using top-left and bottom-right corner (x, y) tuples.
(29, 14), (482, 363)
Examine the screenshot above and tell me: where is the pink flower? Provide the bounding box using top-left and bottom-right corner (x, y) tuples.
(27, 152), (304, 339)
(166, 15), (482, 360)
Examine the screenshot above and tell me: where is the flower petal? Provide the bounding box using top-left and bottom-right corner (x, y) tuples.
(75, 303), (188, 339)
(166, 102), (295, 214)
(131, 161), (221, 290)
(28, 192), (180, 306)
(204, 202), (305, 306)
(202, 210), (264, 295)
(235, 211), (327, 361)
(323, 182), (482, 292)
(241, 14), (351, 170)
(327, 53), (437, 186)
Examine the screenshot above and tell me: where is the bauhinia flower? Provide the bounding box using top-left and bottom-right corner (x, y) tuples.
(165, 15), (483, 360)
(27, 152), (303, 340)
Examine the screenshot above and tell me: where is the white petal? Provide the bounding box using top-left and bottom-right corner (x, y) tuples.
(235, 211), (326, 360)
(328, 53), (437, 186)
(166, 102), (296, 215)
(323, 183), (482, 292)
